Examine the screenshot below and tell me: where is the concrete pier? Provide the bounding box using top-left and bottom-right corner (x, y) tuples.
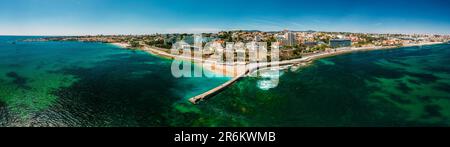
(188, 71), (247, 104)
(187, 61), (300, 104)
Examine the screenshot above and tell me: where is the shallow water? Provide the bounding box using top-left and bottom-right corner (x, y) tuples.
(0, 36), (230, 126)
(0, 36), (449, 127)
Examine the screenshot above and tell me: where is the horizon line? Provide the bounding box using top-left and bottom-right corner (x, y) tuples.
(1, 30), (450, 36)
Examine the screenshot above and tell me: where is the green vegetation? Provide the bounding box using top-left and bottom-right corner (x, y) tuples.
(129, 40), (141, 48)
(310, 44), (329, 52)
(144, 39), (172, 49)
(218, 31), (233, 42)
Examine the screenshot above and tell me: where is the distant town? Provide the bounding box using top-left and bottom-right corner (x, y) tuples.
(30, 30), (450, 61)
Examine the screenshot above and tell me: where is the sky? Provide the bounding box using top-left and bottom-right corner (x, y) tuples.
(0, 0), (449, 35)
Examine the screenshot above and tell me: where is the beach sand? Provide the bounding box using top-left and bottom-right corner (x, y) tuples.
(110, 42), (130, 48)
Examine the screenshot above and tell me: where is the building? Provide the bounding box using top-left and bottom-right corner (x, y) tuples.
(275, 34), (286, 44)
(182, 35), (195, 45)
(330, 39), (351, 48)
(164, 36), (177, 45)
(235, 43), (246, 63)
(285, 31), (296, 46)
(304, 41), (318, 47)
(254, 35), (262, 42)
(172, 40), (191, 51)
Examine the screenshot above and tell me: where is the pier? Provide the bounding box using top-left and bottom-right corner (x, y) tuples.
(188, 58), (312, 104)
(188, 71), (247, 104)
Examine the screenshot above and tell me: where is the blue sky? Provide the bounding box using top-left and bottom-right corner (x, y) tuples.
(1, 0), (449, 35)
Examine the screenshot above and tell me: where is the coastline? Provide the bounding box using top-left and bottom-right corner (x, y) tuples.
(304, 42), (444, 63)
(112, 41), (444, 77)
(140, 44), (245, 77)
(110, 42), (130, 48)
(110, 41), (444, 104)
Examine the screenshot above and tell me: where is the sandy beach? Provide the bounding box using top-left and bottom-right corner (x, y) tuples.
(140, 45), (244, 77)
(110, 42), (131, 48)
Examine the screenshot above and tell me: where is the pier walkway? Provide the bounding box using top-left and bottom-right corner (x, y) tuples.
(188, 57), (313, 104)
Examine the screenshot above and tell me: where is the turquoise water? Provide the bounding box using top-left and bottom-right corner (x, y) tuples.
(192, 44), (450, 127)
(0, 36), (230, 126)
(1, 36), (450, 127)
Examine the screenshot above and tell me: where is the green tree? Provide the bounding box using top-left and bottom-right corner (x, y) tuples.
(129, 40), (140, 48)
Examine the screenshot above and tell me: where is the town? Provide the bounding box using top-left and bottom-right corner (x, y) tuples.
(34, 30), (450, 61)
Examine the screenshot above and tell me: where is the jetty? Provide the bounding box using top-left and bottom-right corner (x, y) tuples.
(188, 71), (247, 104)
(188, 57), (313, 104)
(188, 63), (261, 104)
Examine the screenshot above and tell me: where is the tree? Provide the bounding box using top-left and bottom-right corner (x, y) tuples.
(129, 40), (140, 48)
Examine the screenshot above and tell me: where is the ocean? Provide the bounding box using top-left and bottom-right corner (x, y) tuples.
(0, 36), (449, 126)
